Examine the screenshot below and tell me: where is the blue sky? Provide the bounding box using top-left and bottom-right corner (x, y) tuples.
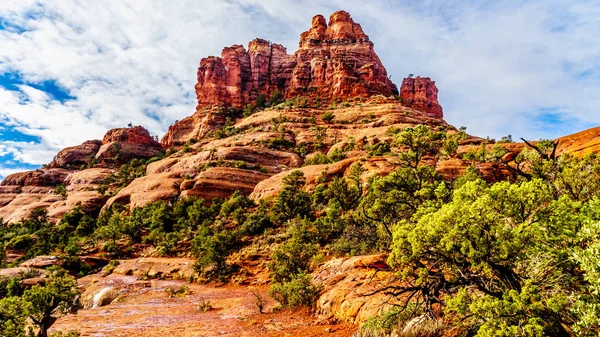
(0, 0), (599, 178)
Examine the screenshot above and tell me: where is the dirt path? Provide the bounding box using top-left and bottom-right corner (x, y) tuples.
(52, 278), (355, 337)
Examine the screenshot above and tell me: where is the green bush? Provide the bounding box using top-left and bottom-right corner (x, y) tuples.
(268, 272), (320, 309)
(271, 171), (312, 223)
(192, 226), (238, 281)
(269, 237), (318, 283)
(321, 111), (334, 123)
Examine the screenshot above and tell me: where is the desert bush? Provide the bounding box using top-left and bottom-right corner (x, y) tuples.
(268, 272), (320, 309)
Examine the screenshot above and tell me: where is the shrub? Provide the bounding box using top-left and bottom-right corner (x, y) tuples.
(269, 90), (283, 106)
(269, 237), (318, 283)
(192, 226), (238, 281)
(197, 298), (213, 312)
(366, 141), (391, 157)
(54, 183), (68, 199)
(165, 285), (189, 298)
(321, 111), (334, 124)
(268, 272), (320, 309)
(271, 171), (312, 223)
(255, 94), (267, 109)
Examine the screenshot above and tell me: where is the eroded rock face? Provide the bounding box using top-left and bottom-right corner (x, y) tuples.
(400, 77), (443, 118)
(50, 140), (102, 168)
(179, 10), (397, 128)
(96, 126), (163, 163)
(314, 255), (402, 324)
(291, 11), (397, 100)
(1, 168), (69, 187)
(161, 108), (227, 147)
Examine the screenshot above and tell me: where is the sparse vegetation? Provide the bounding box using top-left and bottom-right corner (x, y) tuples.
(4, 120), (600, 336)
(165, 284), (190, 298)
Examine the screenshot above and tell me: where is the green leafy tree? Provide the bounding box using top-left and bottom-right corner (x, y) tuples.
(271, 170), (312, 223)
(388, 177), (600, 336)
(21, 269), (80, 337)
(360, 165), (446, 238)
(327, 163), (364, 211)
(393, 125), (446, 168)
(0, 296), (29, 337)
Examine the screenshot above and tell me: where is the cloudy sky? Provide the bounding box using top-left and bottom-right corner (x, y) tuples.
(0, 0), (599, 177)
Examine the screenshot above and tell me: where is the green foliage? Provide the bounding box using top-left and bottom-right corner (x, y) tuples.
(392, 125), (447, 168)
(360, 304), (423, 336)
(499, 134), (513, 143)
(54, 184), (67, 199)
(360, 165), (446, 238)
(366, 141), (391, 157)
(267, 271), (320, 309)
(304, 148), (347, 166)
(0, 242), (5, 268)
(387, 176), (600, 335)
(269, 224), (318, 283)
(0, 269), (80, 337)
(462, 143), (509, 163)
(50, 331), (81, 337)
(243, 103), (255, 117)
(271, 171), (312, 223)
(255, 94), (267, 109)
(0, 296), (29, 337)
(191, 224), (238, 281)
(321, 111), (335, 124)
(268, 90), (283, 106)
(311, 125), (326, 150)
(165, 285), (189, 298)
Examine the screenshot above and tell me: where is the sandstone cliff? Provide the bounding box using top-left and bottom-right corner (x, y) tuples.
(194, 10), (397, 111)
(1, 10), (597, 227)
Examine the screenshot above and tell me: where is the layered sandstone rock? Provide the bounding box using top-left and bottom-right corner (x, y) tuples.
(556, 126), (600, 156)
(161, 108), (227, 147)
(50, 140), (102, 168)
(1, 168), (69, 187)
(314, 255), (402, 324)
(175, 10), (398, 144)
(400, 77), (443, 118)
(96, 126), (163, 163)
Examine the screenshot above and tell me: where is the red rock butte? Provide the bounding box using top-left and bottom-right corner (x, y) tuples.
(194, 10), (400, 110)
(163, 10), (444, 147)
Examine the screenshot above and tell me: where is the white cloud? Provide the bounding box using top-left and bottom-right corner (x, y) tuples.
(0, 140), (55, 165)
(0, 0), (599, 167)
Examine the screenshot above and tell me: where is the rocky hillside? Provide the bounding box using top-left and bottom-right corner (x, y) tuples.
(2, 10), (600, 337)
(0, 10), (457, 224)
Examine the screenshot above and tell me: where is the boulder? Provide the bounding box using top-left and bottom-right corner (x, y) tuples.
(96, 126), (163, 163)
(50, 140), (102, 168)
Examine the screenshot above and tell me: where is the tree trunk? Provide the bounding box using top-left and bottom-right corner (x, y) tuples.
(36, 316), (57, 337)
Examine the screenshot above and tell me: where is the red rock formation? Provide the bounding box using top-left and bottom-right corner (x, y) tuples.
(161, 109), (226, 147)
(192, 10), (397, 111)
(96, 126), (163, 163)
(163, 10), (403, 147)
(50, 140), (102, 168)
(400, 77), (443, 118)
(1, 168), (69, 187)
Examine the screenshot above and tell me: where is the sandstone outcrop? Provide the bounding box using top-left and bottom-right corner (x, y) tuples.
(556, 126), (600, 156)
(314, 255), (402, 324)
(50, 140), (102, 168)
(1, 168), (69, 187)
(108, 258), (196, 280)
(162, 10), (400, 148)
(96, 126), (163, 163)
(400, 77), (443, 118)
(192, 10), (397, 112)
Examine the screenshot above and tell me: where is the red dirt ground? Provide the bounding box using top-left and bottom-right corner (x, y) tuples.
(52, 279), (355, 337)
